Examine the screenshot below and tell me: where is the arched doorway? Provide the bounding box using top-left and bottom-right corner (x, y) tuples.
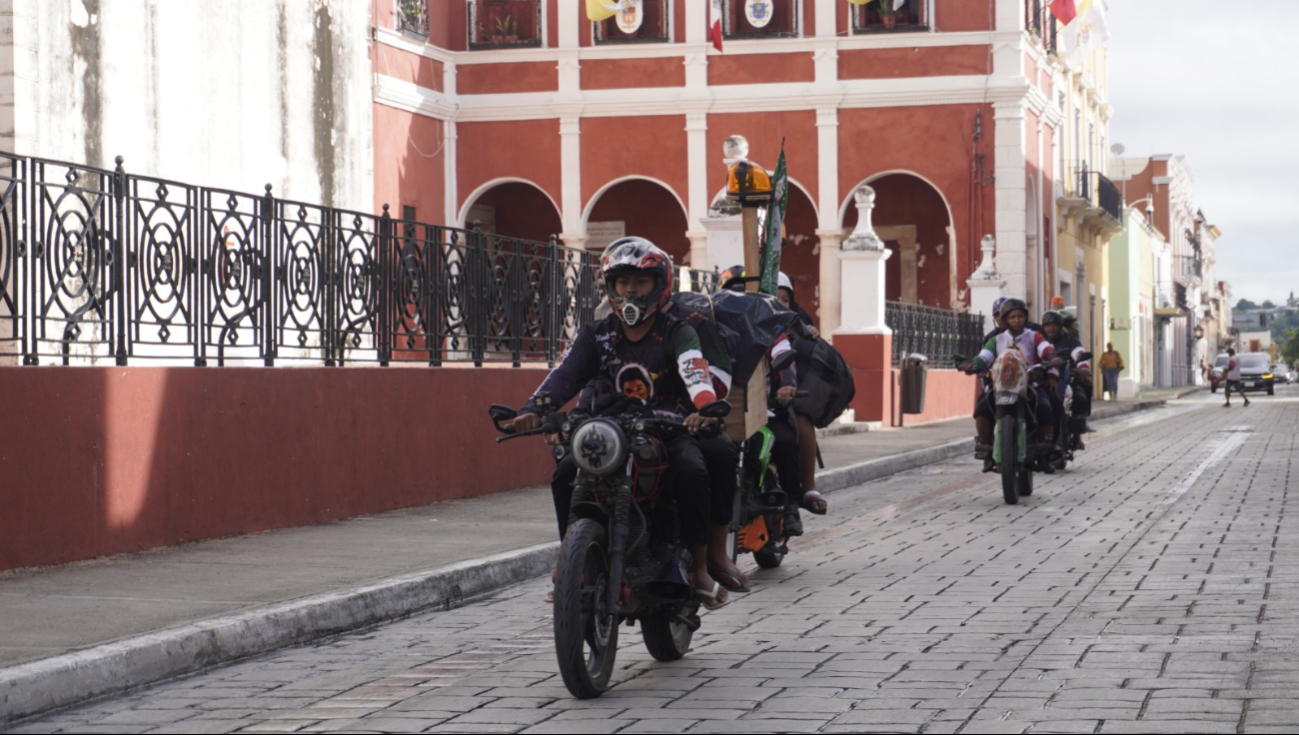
(841, 173), (955, 309)
(778, 183), (820, 326)
(584, 178), (690, 263)
(459, 179), (562, 243)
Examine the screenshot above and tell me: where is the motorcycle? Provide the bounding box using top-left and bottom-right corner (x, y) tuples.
(729, 384), (808, 571)
(1050, 352), (1093, 471)
(959, 349), (1060, 505)
(489, 395), (731, 699)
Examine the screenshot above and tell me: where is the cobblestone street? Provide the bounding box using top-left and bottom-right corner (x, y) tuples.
(13, 391), (1299, 734)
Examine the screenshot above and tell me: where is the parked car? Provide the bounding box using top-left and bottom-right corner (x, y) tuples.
(1272, 365), (1289, 385)
(1210, 353), (1229, 392)
(1237, 353), (1275, 395)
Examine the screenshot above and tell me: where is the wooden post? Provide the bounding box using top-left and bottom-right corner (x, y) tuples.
(726, 207), (770, 441)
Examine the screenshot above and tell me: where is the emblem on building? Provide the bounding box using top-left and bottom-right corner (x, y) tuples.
(616, 0), (644, 34)
(745, 0), (772, 28)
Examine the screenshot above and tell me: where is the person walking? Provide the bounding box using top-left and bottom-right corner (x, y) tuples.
(1223, 348), (1250, 407)
(1099, 342), (1124, 400)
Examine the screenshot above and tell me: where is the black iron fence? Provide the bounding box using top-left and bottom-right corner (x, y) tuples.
(885, 302), (985, 369)
(1075, 168), (1124, 223)
(1024, 0), (1059, 55)
(0, 152), (715, 368)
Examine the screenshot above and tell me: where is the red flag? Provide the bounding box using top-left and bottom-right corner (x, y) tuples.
(1048, 0), (1077, 25)
(709, 0), (723, 52)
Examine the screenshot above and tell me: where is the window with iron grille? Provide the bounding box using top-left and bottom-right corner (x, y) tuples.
(851, 0), (928, 33)
(595, 0), (670, 44)
(723, 0), (798, 40)
(468, 0), (543, 50)
(397, 0), (429, 37)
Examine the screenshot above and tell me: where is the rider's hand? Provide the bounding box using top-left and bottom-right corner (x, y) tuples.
(1052, 357), (1065, 369)
(776, 386), (797, 405)
(808, 325), (821, 339)
(684, 413), (718, 435)
(510, 412), (541, 433)
(958, 362), (973, 374)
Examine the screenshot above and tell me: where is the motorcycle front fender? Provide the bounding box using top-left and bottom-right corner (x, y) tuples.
(570, 500), (609, 526)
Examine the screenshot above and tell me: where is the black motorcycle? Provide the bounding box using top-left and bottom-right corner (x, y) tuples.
(1051, 352), (1093, 471)
(490, 396), (731, 699)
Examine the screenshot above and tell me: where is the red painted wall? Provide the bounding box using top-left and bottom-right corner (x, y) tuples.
(707, 53), (815, 86)
(582, 57), (686, 90)
(377, 44), (444, 91)
(586, 180), (691, 262)
(890, 368), (979, 426)
(467, 182), (563, 240)
(373, 104), (447, 222)
(457, 119), (563, 216)
(0, 367), (552, 572)
(581, 116), (688, 206)
(838, 46), (991, 80)
(459, 62), (558, 94)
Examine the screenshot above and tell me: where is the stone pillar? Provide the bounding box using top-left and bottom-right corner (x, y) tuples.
(993, 102), (1029, 297)
(559, 116), (583, 240)
(815, 106), (841, 338)
(816, 228), (842, 337)
(686, 230), (710, 271)
(967, 235), (1006, 334)
(834, 186), (893, 424)
(700, 204), (744, 272)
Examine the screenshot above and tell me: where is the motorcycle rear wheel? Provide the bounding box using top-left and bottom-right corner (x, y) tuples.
(553, 519), (618, 699)
(641, 613), (694, 662)
(998, 417), (1019, 505)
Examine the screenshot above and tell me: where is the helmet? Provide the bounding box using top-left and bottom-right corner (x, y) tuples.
(778, 272), (794, 295)
(999, 298), (1029, 321)
(1041, 310), (1064, 326)
(720, 264), (746, 291)
(992, 296), (1009, 316)
(601, 237), (674, 327)
(1050, 295), (1066, 309)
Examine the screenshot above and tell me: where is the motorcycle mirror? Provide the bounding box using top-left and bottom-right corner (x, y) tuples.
(952, 354), (966, 364)
(1077, 352), (1094, 362)
(488, 404), (518, 422)
(770, 350), (795, 373)
(699, 400), (732, 419)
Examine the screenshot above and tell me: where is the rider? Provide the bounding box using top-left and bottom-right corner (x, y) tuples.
(508, 237), (733, 609)
(1041, 310), (1093, 440)
(774, 272), (828, 527)
(962, 298), (1056, 472)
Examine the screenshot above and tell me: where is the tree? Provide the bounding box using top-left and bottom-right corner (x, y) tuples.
(1262, 300), (1277, 310)
(1237, 298), (1259, 311)
(1283, 327), (1299, 367)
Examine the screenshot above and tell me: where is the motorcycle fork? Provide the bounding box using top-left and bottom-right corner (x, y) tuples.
(605, 467), (633, 616)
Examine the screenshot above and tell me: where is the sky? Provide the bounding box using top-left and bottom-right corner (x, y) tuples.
(1105, 0), (1299, 306)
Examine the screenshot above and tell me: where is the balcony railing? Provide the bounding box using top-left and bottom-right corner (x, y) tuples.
(469, 0), (543, 50)
(594, 0), (670, 44)
(852, 0), (930, 34)
(396, 0), (429, 37)
(723, 0), (798, 39)
(1075, 168), (1123, 223)
(1024, 0), (1058, 54)
(884, 302), (985, 369)
(0, 151), (717, 368)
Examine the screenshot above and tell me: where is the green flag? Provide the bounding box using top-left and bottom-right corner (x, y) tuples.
(759, 142), (788, 296)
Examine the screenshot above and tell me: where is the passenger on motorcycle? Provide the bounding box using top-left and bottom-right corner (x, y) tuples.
(960, 298), (1056, 472)
(773, 272), (828, 523)
(1041, 310), (1094, 447)
(509, 237), (736, 608)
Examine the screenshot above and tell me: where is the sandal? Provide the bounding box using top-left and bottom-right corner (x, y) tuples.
(693, 580), (729, 610)
(800, 490), (828, 516)
(708, 565), (750, 594)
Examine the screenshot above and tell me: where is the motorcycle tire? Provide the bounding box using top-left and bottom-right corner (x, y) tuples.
(1018, 466), (1034, 496)
(1211, 385), (1218, 393)
(553, 518), (618, 699)
(998, 417), (1019, 506)
(641, 613), (694, 662)
(754, 549), (784, 569)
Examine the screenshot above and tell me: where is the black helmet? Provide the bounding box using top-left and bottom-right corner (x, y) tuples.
(600, 237), (674, 327)
(1041, 310), (1064, 326)
(999, 298), (1029, 320)
(720, 264), (747, 291)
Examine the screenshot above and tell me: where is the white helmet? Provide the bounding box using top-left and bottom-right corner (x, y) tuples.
(777, 272), (793, 294)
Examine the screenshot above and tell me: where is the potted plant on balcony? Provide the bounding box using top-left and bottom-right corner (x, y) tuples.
(494, 13), (518, 44)
(876, 0), (903, 28)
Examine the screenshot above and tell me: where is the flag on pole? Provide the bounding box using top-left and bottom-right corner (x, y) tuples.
(1061, 0), (1108, 68)
(759, 142), (788, 296)
(1047, 0), (1077, 25)
(709, 0), (723, 52)
(586, 0), (620, 22)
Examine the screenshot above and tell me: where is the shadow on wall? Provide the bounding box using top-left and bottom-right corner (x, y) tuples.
(842, 173), (953, 309)
(585, 179), (689, 261)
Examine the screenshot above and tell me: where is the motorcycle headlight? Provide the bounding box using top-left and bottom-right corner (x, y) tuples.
(570, 419), (628, 477)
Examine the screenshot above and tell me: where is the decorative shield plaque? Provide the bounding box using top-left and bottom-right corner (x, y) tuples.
(616, 0), (644, 34)
(744, 0), (773, 28)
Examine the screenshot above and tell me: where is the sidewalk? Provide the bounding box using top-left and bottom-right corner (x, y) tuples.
(0, 389), (1196, 723)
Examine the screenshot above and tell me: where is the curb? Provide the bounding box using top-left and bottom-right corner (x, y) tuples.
(0, 543), (559, 726)
(0, 396), (1179, 725)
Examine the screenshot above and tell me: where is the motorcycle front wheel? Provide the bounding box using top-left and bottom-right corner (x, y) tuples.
(997, 414), (1019, 505)
(553, 519), (618, 699)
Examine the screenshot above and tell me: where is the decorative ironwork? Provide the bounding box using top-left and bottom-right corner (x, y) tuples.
(594, 0), (670, 44)
(852, 0), (929, 33)
(885, 301), (985, 369)
(723, 0), (799, 39)
(397, 0), (429, 37)
(1024, 0), (1058, 54)
(0, 151), (723, 368)
(468, 0), (543, 50)
(1075, 167), (1124, 223)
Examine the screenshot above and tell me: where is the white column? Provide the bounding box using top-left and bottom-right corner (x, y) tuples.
(685, 0), (707, 43)
(701, 211), (744, 270)
(967, 235), (1007, 334)
(837, 186), (891, 335)
(993, 101), (1029, 298)
(815, 0), (838, 37)
(685, 112), (711, 269)
(559, 116), (584, 243)
(442, 61), (459, 225)
(995, 0), (1025, 31)
(816, 107), (842, 337)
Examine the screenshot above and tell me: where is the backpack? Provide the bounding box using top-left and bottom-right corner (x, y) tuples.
(792, 335), (857, 429)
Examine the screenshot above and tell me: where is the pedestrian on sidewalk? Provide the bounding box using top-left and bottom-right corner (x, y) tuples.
(1099, 343), (1124, 400)
(1223, 348), (1250, 407)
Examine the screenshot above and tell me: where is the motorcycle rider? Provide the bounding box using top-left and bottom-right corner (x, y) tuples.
(1041, 310), (1093, 449)
(507, 237), (734, 609)
(774, 272), (828, 525)
(960, 298), (1056, 473)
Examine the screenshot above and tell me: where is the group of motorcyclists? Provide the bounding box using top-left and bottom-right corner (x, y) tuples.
(961, 295), (1095, 474)
(503, 237), (826, 610)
